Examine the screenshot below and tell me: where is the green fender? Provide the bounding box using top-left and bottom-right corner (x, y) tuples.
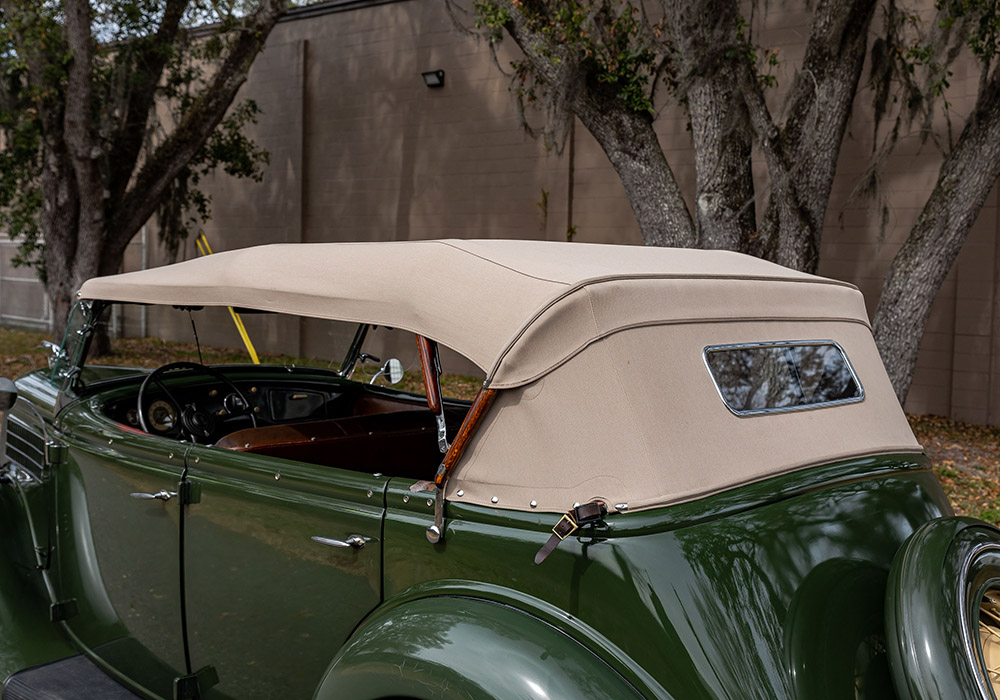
(314, 595), (648, 700)
(885, 516), (1000, 700)
(0, 485), (76, 681)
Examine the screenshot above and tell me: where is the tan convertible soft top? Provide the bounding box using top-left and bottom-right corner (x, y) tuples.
(79, 239), (920, 512)
(79, 239), (866, 387)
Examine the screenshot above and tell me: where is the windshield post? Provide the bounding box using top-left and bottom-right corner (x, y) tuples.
(53, 300), (108, 395)
(338, 324), (370, 378)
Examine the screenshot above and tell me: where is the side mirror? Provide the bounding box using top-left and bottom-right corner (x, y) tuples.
(0, 378), (17, 412)
(369, 359), (404, 385)
(39, 340), (67, 369)
(385, 358), (404, 384)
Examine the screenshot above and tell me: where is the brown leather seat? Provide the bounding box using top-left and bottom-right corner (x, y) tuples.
(214, 409), (466, 478)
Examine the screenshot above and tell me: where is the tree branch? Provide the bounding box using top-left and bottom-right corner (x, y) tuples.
(742, 0), (877, 271)
(106, 0), (189, 212)
(108, 0), (287, 259)
(661, 0), (755, 251)
(873, 66), (1000, 402)
(737, 60), (815, 267)
(493, 0), (695, 245)
(779, 0), (877, 248)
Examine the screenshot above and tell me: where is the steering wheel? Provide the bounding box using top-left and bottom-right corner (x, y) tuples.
(137, 361), (257, 443)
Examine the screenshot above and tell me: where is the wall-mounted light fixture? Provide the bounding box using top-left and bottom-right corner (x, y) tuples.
(421, 70), (445, 88)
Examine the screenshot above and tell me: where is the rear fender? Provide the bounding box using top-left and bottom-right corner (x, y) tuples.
(885, 516), (1000, 700)
(314, 596), (646, 700)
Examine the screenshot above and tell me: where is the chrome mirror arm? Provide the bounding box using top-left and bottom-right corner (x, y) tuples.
(39, 341), (68, 369)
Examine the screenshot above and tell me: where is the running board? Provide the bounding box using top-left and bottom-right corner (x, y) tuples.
(3, 655), (140, 700)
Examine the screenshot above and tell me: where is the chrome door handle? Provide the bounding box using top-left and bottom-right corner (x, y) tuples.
(130, 490), (177, 501)
(311, 534), (369, 549)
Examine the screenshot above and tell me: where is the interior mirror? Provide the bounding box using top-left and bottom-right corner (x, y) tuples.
(0, 378), (17, 412)
(385, 358), (404, 384)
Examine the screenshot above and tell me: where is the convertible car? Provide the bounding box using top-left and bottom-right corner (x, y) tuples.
(0, 239), (997, 700)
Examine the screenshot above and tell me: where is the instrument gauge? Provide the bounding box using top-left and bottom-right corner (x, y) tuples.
(223, 393), (248, 414)
(148, 400), (177, 432)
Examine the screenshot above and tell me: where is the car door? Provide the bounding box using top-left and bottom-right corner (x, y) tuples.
(182, 444), (386, 700)
(57, 411), (189, 700)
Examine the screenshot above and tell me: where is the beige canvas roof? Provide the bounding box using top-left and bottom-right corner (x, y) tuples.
(78, 239), (868, 387)
(79, 239), (921, 513)
(449, 319), (920, 512)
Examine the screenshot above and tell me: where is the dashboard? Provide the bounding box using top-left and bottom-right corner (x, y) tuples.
(103, 374), (363, 443)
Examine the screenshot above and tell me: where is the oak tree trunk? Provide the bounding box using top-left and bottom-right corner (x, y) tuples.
(487, 0), (696, 247)
(662, 0), (755, 251)
(872, 68), (1000, 403)
(569, 87), (696, 247)
(743, 0), (878, 272)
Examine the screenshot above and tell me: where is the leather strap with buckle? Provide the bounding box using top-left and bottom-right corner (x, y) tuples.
(534, 501), (607, 565)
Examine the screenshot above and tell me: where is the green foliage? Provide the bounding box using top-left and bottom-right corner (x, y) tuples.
(468, 0), (782, 145)
(731, 17), (781, 89)
(940, 0), (1000, 62)
(871, 4), (953, 121)
(857, 0), (1000, 237)
(868, 0), (1000, 138)
(473, 0), (510, 43)
(156, 100), (269, 260)
(0, 0), (272, 275)
(0, 8), (66, 277)
(475, 0), (659, 116)
(0, 106), (44, 276)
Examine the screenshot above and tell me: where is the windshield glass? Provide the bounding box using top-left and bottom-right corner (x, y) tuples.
(52, 300), (92, 384)
(75, 303), (483, 399)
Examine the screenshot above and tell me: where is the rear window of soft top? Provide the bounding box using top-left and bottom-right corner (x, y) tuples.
(704, 341), (864, 415)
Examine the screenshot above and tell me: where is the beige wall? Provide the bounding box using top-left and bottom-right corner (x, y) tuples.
(0, 235), (50, 330)
(116, 0), (998, 421)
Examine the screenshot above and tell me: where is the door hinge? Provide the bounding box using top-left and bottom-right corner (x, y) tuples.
(174, 665), (219, 700)
(180, 480), (201, 506)
(34, 545), (51, 571)
(49, 599), (78, 622)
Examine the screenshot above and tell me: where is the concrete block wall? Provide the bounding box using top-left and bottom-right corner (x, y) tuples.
(33, 0), (1000, 421)
(0, 235), (49, 330)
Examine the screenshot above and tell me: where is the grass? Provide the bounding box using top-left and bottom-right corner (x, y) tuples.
(2, 327), (998, 524)
(0, 328), (52, 381)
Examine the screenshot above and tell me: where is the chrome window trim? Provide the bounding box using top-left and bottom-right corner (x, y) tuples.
(702, 339), (865, 417)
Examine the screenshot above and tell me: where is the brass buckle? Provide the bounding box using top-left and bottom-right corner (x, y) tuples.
(552, 514), (579, 541)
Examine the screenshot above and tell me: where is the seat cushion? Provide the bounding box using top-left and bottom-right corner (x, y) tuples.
(215, 409), (465, 478)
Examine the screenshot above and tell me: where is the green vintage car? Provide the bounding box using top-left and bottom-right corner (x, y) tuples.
(0, 239), (998, 700)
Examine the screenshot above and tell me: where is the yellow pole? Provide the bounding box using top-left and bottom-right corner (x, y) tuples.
(195, 232), (260, 365)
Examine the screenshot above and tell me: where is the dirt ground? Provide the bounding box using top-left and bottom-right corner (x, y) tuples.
(2, 328), (997, 524)
(909, 414), (1000, 524)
